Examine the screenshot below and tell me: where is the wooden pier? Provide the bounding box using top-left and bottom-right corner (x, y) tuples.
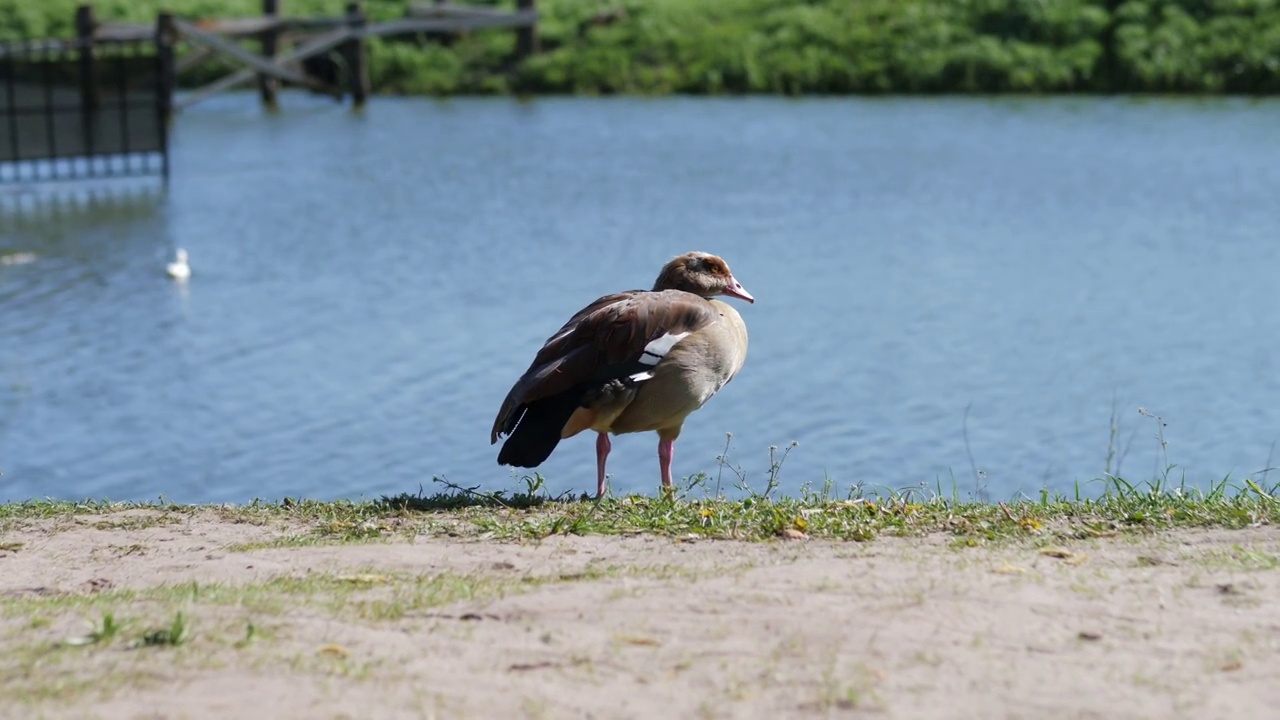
(86, 0), (539, 111)
(0, 1), (539, 185)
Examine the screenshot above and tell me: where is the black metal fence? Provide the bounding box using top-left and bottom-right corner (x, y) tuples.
(0, 34), (173, 185)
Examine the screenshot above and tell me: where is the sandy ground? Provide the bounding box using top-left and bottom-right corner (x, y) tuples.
(1, 511), (1278, 720)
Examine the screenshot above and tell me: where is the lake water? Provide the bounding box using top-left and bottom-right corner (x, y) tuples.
(2, 94), (1278, 504)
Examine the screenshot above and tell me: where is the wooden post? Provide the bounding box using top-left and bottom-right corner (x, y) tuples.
(343, 2), (370, 107)
(516, 0), (538, 59)
(258, 0), (280, 106)
(434, 0), (455, 47)
(75, 5), (99, 113)
(75, 3), (98, 164)
(156, 12), (177, 180)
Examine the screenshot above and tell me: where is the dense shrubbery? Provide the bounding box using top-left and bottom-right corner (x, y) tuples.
(1113, 0), (1280, 92)
(511, 0), (1112, 93)
(2, 0), (1277, 94)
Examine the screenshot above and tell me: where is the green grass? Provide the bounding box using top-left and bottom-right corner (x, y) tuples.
(2, 409), (1275, 545)
(0, 560), (727, 706)
(2, 569), (493, 618)
(0, 567), (531, 707)
(0, 562), (705, 626)
(1194, 545), (1280, 572)
(3, 471), (1276, 547)
(2, 0), (1278, 94)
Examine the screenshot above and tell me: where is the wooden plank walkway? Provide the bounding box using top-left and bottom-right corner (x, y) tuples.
(82, 1), (540, 110)
(177, 27), (353, 110)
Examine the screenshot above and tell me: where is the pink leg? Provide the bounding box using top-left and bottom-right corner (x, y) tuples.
(595, 432), (611, 498)
(658, 437), (675, 492)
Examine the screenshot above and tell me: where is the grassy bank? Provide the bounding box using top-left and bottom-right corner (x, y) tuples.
(3, 0), (1278, 95)
(2, 495), (1276, 719)
(3, 471), (1278, 716)
(3, 474), (1277, 545)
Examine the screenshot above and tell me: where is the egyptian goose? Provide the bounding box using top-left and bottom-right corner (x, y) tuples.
(491, 251), (754, 497)
(166, 248), (191, 280)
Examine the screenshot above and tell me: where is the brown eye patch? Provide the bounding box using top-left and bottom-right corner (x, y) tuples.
(688, 255), (727, 276)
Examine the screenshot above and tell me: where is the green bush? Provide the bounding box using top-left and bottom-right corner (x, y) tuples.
(2, 0), (1276, 94)
(1114, 0), (1280, 91)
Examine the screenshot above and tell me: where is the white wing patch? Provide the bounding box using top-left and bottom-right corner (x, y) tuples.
(639, 331), (689, 365)
(627, 331), (690, 382)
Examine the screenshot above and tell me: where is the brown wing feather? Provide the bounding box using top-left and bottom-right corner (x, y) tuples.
(491, 289), (720, 443)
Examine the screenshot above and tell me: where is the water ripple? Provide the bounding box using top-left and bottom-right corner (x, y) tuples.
(3, 96), (1279, 502)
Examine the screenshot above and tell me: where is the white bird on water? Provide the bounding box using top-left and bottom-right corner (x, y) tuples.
(166, 248), (191, 280)
(0, 251), (37, 266)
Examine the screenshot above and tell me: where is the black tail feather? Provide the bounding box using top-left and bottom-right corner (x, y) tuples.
(497, 391), (582, 468)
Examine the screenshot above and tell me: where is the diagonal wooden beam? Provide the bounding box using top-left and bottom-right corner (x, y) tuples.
(177, 27), (351, 110)
(188, 17), (284, 38)
(95, 21), (153, 42)
(364, 11), (538, 36)
(172, 17), (311, 85)
(408, 3), (523, 19)
(175, 46), (216, 74)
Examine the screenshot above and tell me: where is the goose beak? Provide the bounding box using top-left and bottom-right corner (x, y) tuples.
(722, 275), (755, 304)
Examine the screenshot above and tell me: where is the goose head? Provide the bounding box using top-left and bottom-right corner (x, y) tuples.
(652, 251), (754, 303)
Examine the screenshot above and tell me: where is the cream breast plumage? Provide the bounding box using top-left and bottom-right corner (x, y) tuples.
(491, 251), (754, 497)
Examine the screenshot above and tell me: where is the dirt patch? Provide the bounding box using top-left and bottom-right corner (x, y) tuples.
(2, 511), (1278, 719)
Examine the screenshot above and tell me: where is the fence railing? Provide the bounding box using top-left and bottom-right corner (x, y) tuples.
(0, 30), (173, 185)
